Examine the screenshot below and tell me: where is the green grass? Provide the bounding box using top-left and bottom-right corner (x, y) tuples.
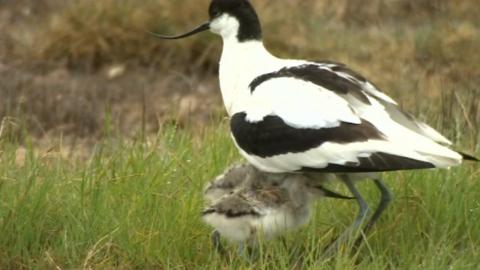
(0, 123), (479, 269)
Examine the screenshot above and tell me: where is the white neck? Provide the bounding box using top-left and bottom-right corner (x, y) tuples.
(219, 38), (279, 115)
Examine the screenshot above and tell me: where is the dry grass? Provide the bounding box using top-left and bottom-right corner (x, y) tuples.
(14, 0), (478, 69)
(0, 65), (221, 139)
(1, 0), (479, 148)
(9, 0), (217, 70)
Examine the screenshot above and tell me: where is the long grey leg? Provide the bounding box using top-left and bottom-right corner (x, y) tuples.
(323, 176), (371, 257)
(355, 178), (392, 245)
(343, 177), (371, 229)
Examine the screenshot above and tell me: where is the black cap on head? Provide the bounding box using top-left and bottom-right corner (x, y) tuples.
(209, 0), (262, 41)
(148, 0), (261, 42)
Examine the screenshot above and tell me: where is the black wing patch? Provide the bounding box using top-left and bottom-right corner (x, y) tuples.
(230, 112), (385, 158)
(300, 152), (435, 173)
(330, 64), (367, 83)
(249, 64), (371, 104)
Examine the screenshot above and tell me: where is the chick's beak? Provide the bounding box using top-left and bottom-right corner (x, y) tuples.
(148, 21), (210, 40)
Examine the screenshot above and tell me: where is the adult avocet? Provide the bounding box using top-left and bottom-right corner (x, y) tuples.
(150, 0), (478, 253)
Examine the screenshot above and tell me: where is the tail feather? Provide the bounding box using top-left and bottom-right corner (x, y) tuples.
(459, 152), (479, 162)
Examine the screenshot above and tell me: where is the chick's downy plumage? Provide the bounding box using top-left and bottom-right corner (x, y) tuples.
(202, 164), (333, 245)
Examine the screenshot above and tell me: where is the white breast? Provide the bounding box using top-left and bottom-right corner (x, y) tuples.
(218, 40), (283, 115)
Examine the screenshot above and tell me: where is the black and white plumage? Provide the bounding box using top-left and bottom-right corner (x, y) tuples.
(151, 0), (470, 174)
(152, 0), (478, 254)
(228, 59), (464, 173)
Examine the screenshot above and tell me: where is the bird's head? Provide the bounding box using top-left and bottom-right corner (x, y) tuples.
(149, 0), (262, 42)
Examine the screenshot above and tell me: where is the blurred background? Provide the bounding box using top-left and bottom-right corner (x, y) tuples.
(0, 0), (479, 151)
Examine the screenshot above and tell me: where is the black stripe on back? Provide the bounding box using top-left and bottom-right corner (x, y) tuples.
(249, 64), (371, 104)
(301, 152), (435, 173)
(330, 64), (367, 83)
(231, 112), (385, 158)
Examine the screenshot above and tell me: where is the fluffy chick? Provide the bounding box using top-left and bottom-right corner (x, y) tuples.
(202, 164), (349, 246)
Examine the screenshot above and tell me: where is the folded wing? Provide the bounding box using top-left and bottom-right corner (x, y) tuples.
(231, 62), (462, 173)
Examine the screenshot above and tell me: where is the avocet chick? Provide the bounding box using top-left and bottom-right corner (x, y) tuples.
(202, 164), (351, 250)
(203, 163), (251, 204)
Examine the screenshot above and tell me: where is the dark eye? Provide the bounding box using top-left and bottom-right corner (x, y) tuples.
(211, 9), (221, 18)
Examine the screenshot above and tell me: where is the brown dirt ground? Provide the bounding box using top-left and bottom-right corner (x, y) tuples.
(0, 0), (224, 149)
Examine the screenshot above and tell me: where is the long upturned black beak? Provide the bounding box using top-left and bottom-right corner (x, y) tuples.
(147, 21), (210, 40)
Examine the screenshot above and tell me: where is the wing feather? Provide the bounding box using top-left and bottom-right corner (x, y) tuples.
(231, 62), (462, 173)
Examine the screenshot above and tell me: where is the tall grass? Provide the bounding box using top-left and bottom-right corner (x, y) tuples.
(0, 122), (479, 269)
